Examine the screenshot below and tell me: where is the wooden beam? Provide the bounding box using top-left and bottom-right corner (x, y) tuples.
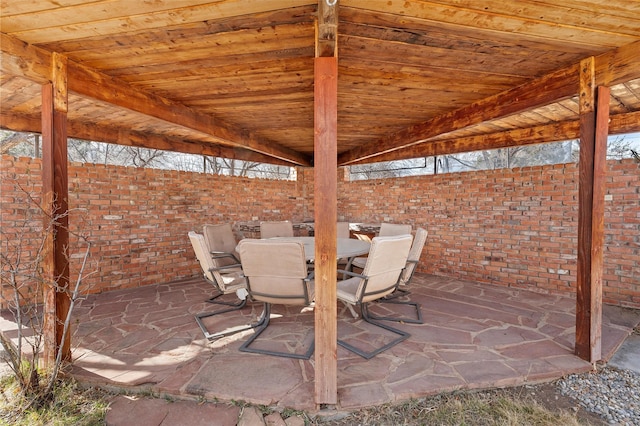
(0, 33), (311, 166)
(595, 40), (640, 87)
(316, 0), (338, 57)
(337, 39), (640, 166)
(0, 33), (51, 84)
(350, 110), (640, 164)
(41, 53), (71, 367)
(314, 56), (338, 408)
(337, 63), (580, 165)
(4, 107), (638, 166)
(0, 112), (296, 167)
(575, 57), (609, 363)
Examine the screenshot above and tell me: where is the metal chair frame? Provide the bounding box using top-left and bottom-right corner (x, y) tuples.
(239, 272), (315, 360)
(237, 239), (315, 359)
(336, 269), (410, 359)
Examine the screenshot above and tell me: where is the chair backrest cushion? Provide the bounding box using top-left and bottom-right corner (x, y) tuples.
(203, 223), (238, 266)
(379, 223), (412, 237)
(203, 223), (236, 252)
(359, 234), (413, 303)
(237, 239), (312, 305)
(337, 222), (350, 239)
(189, 231), (244, 292)
(400, 227), (428, 285)
(189, 231), (218, 283)
(260, 221), (294, 238)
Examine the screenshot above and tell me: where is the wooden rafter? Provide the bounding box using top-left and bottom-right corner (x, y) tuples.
(337, 40), (640, 166)
(351, 110), (640, 164)
(0, 33), (312, 167)
(0, 112), (296, 167)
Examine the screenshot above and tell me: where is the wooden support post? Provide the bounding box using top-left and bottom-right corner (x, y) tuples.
(575, 57), (609, 362)
(41, 52), (71, 367)
(314, 56), (338, 407)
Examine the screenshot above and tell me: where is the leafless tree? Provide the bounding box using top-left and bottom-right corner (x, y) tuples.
(0, 177), (93, 408)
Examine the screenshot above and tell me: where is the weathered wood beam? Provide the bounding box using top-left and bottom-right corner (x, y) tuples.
(0, 33), (311, 166)
(316, 0), (338, 57)
(313, 57), (338, 408)
(0, 112), (295, 166)
(0, 32), (51, 84)
(352, 111), (640, 164)
(338, 63), (580, 165)
(41, 53), (71, 367)
(338, 40), (640, 166)
(576, 57), (609, 363)
(595, 40), (640, 87)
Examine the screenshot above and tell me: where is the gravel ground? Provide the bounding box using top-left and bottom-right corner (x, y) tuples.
(558, 366), (640, 425)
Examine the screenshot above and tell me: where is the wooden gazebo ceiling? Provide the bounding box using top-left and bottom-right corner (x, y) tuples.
(1, 1), (639, 167)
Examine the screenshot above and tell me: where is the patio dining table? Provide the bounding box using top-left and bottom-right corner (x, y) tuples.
(267, 236), (370, 261)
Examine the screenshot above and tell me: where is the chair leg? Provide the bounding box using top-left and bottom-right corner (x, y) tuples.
(195, 299), (257, 340)
(239, 303), (315, 360)
(382, 286), (410, 300)
(338, 303), (410, 359)
(369, 289), (423, 324)
(206, 289), (245, 307)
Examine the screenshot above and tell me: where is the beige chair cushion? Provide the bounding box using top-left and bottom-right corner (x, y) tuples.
(203, 223), (240, 267)
(337, 222), (350, 239)
(349, 223), (413, 270)
(379, 223), (412, 237)
(237, 239), (313, 305)
(260, 221), (294, 238)
(337, 234), (413, 305)
(399, 227), (428, 286)
(188, 231), (246, 293)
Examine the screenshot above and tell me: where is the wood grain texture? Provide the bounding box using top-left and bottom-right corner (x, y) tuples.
(41, 80), (71, 367)
(1, 2), (639, 165)
(313, 56), (338, 407)
(575, 58), (608, 363)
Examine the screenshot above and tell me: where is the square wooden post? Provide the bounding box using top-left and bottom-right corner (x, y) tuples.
(313, 56), (338, 407)
(575, 57), (609, 362)
(41, 53), (71, 366)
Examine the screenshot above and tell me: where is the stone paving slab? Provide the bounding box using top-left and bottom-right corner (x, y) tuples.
(5, 273), (637, 419)
(66, 274), (640, 412)
(105, 395), (240, 426)
(608, 333), (640, 374)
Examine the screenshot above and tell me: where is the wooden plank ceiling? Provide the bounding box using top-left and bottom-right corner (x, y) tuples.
(1, 0), (639, 167)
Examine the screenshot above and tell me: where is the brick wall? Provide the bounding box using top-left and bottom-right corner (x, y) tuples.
(1, 156), (309, 306)
(329, 160), (640, 308)
(2, 155), (638, 308)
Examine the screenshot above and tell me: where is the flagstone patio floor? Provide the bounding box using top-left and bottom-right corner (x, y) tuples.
(11, 273), (640, 413)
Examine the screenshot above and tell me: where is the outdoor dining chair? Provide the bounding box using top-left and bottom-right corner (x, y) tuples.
(203, 223), (240, 268)
(336, 234), (413, 359)
(379, 222), (412, 237)
(368, 227), (428, 324)
(349, 222), (413, 270)
(236, 238), (315, 359)
(260, 220), (294, 238)
(337, 221), (351, 239)
(188, 231), (254, 340)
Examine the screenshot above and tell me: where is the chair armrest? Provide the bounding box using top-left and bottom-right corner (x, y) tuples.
(337, 269), (366, 280)
(209, 263), (242, 273)
(210, 251), (240, 263)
